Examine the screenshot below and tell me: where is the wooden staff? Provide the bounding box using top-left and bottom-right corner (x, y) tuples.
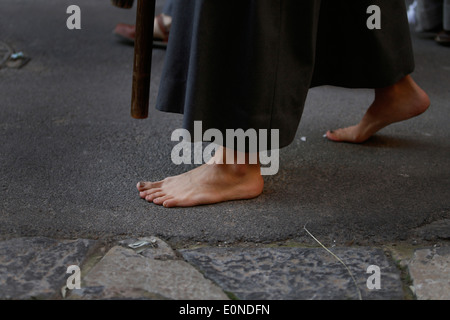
(131, 0), (156, 119)
(111, 0), (155, 119)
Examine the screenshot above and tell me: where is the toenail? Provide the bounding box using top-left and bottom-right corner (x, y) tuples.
(139, 182), (146, 187)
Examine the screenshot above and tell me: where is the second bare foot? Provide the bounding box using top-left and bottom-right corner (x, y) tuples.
(326, 75), (430, 143)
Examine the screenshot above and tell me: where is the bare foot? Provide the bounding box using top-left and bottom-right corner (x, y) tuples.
(326, 75), (430, 143)
(113, 15), (171, 43)
(137, 148), (264, 208)
(153, 14), (171, 41)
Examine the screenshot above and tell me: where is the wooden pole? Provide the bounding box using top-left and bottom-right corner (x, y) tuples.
(131, 0), (156, 119)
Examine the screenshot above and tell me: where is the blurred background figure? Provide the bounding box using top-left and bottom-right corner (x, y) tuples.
(113, 0), (173, 47)
(408, 0), (450, 46)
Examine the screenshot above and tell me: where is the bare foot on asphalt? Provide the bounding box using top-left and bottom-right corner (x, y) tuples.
(137, 148), (264, 208)
(326, 75), (430, 143)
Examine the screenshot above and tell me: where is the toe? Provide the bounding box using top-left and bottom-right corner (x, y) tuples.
(140, 188), (162, 199)
(153, 195), (173, 206)
(326, 130), (342, 142)
(137, 181), (163, 191)
(326, 127), (364, 143)
(137, 181), (148, 191)
(143, 190), (164, 202)
(162, 198), (178, 208)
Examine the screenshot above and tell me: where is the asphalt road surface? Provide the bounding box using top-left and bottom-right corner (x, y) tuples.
(1, 0), (449, 246)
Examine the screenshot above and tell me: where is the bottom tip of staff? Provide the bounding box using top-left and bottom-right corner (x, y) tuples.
(131, 114), (149, 119)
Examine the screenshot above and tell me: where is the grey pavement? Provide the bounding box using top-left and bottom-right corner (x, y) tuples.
(0, 0), (449, 301)
(1, 236), (449, 300)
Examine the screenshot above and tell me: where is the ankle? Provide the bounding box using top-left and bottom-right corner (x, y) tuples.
(209, 161), (260, 179)
(376, 76), (430, 108)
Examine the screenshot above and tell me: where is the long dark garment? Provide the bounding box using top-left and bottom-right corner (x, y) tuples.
(156, 0), (415, 150)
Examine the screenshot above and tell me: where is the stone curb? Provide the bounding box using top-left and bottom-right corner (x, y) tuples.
(1, 236), (449, 300)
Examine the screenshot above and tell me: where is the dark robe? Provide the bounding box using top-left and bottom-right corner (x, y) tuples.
(156, 0), (415, 150)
